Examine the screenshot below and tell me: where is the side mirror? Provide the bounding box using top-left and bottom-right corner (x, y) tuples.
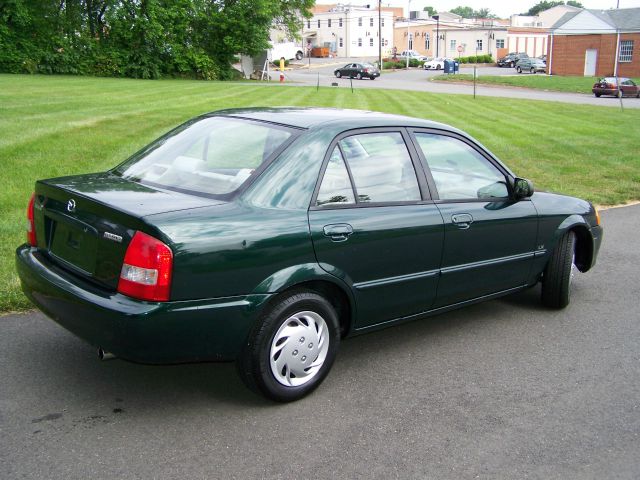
(513, 177), (534, 199)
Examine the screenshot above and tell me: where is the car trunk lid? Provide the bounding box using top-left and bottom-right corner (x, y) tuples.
(32, 172), (223, 290)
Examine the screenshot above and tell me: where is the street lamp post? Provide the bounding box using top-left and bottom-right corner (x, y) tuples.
(378, 0), (382, 70)
(433, 15), (440, 57)
(406, 0), (411, 69)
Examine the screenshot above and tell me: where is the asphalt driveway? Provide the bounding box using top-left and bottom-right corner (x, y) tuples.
(282, 63), (640, 109)
(1, 205), (639, 479)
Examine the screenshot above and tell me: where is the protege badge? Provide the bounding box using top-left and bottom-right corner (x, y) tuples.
(103, 232), (123, 243)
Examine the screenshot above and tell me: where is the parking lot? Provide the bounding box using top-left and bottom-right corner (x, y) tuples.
(280, 59), (640, 109)
(1, 205), (639, 479)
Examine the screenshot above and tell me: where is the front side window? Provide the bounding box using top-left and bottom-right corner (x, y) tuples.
(115, 117), (292, 196)
(414, 133), (508, 200)
(619, 40), (633, 62)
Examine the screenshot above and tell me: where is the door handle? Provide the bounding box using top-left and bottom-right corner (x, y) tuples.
(451, 213), (473, 229)
(323, 223), (353, 242)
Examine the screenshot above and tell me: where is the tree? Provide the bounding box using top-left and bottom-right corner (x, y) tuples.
(449, 6), (474, 18)
(423, 6), (436, 17)
(449, 6), (496, 19)
(0, 0), (314, 79)
(567, 1), (583, 7)
(525, 1), (566, 16)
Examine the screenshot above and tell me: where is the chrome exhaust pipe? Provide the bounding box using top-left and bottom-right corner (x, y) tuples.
(98, 347), (116, 361)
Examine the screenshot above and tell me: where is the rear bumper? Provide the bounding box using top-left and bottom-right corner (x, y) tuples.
(16, 245), (271, 363)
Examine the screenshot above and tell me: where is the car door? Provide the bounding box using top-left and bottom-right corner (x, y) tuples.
(410, 130), (539, 308)
(308, 129), (444, 329)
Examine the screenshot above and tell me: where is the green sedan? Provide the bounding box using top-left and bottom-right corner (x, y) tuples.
(16, 108), (602, 401)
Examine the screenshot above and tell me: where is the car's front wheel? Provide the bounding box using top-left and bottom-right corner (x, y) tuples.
(510, 61), (515, 67)
(516, 66), (522, 73)
(594, 92), (601, 97)
(335, 71), (341, 78)
(295, 51), (303, 60)
(530, 67), (536, 74)
(356, 73), (362, 80)
(541, 231), (576, 309)
(237, 290), (340, 401)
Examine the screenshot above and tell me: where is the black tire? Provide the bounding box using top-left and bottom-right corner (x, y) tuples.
(295, 51), (303, 61)
(436, 64), (441, 70)
(335, 71), (341, 78)
(237, 290), (340, 402)
(516, 66), (522, 73)
(541, 231), (576, 309)
(510, 61), (515, 67)
(594, 93), (601, 97)
(530, 68), (535, 74)
(636, 91), (640, 98)
(370, 76), (375, 80)
(356, 73), (362, 80)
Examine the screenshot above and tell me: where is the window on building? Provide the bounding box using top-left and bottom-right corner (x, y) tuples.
(358, 17), (362, 27)
(339, 17), (343, 27)
(307, 20), (310, 29)
(425, 33), (430, 51)
(339, 37), (343, 48)
(450, 39), (456, 50)
(409, 33), (413, 50)
(370, 38), (374, 47)
(382, 18), (385, 27)
(619, 40), (634, 63)
(496, 39), (505, 49)
(370, 17), (374, 27)
(328, 19), (332, 28)
(476, 39), (483, 51)
(358, 38), (362, 47)
(317, 19), (320, 28)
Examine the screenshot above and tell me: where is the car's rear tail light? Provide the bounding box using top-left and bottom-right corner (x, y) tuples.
(26, 193), (37, 246)
(364, 68), (369, 73)
(117, 231), (173, 301)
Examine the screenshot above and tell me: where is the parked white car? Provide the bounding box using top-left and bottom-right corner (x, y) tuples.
(397, 50), (428, 61)
(423, 57), (450, 70)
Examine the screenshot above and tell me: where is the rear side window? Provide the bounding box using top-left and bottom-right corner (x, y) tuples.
(316, 132), (421, 206)
(115, 117), (292, 196)
(414, 133), (509, 200)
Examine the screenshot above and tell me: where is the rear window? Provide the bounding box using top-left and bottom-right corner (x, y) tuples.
(114, 117), (293, 196)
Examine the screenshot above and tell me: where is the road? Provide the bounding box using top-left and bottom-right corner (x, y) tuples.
(278, 61), (640, 109)
(1, 204), (639, 479)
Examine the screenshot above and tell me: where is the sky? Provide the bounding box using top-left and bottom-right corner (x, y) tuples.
(317, 0), (640, 19)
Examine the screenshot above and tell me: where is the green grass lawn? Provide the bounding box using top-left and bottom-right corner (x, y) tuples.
(1, 74), (639, 312)
(434, 73), (640, 94)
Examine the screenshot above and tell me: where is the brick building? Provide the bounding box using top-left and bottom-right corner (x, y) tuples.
(548, 8), (640, 77)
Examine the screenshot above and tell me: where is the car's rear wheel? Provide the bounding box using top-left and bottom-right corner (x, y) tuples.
(356, 73), (362, 80)
(335, 71), (341, 78)
(541, 231), (576, 309)
(510, 61), (515, 67)
(370, 76), (375, 80)
(295, 51), (303, 60)
(237, 290), (340, 402)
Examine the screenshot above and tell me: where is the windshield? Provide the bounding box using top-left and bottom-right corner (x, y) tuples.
(114, 117), (293, 196)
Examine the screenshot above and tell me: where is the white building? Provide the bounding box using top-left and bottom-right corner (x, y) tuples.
(510, 5), (582, 28)
(302, 5), (395, 58)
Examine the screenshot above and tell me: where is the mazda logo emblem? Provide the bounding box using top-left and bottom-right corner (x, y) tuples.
(67, 199), (76, 213)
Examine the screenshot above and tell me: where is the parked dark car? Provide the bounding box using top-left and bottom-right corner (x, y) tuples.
(334, 62), (380, 80)
(497, 52), (528, 67)
(17, 108), (602, 402)
(516, 57), (547, 74)
(592, 77), (639, 98)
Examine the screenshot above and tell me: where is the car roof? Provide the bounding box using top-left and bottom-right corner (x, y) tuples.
(209, 107), (458, 132)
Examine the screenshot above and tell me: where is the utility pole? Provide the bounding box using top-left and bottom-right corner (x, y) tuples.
(406, 0), (411, 69)
(433, 14), (440, 57)
(378, 0), (382, 69)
